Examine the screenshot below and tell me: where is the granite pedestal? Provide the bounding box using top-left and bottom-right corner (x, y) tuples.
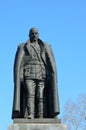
(8, 119), (68, 130)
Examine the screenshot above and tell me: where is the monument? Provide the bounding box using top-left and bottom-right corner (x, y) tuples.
(8, 28), (68, 130)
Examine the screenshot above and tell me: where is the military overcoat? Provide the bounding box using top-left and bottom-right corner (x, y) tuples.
(12, 39), (60, 118)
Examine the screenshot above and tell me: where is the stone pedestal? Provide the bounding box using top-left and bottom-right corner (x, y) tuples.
(8, 119), (68, 130)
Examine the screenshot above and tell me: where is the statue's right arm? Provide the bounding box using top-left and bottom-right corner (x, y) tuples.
(12, 44), (24, 118)
(14, 44), (24, 85)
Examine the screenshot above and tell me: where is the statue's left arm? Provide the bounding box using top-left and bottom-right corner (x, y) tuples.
(45, 43), (60, 117)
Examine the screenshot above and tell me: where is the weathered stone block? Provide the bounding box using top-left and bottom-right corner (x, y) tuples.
(8, 119), (68, 130)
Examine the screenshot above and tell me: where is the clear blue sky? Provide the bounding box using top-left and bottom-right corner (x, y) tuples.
(0, 0), (86, 130)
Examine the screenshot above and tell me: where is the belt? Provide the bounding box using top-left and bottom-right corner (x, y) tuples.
(26, 60), (43, 64)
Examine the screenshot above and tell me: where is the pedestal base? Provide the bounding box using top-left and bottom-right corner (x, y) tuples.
(8, 119), (68, 130)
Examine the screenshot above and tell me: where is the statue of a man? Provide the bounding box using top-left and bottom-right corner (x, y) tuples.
(12, 28), (60, 119)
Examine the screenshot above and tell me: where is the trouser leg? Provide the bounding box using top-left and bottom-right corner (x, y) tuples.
(37, 80), (45, 118)
(25, 79), (36, 119)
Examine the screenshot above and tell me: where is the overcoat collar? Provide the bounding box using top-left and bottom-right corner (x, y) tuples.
(24, 38), (45, 55)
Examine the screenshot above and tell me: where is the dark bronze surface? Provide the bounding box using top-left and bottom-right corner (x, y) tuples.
(12, 28), (60, 119)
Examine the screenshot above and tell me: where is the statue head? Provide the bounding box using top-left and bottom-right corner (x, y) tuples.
(29, 28), (39, 42)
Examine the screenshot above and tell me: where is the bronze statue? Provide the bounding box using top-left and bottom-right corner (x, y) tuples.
(12, 28), (60, 119)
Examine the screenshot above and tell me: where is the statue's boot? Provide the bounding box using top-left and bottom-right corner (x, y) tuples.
(27, 96), (34, 119)
(38, 98), (43, 118)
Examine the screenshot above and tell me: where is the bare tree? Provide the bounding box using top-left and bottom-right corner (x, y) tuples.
(77, 94), (86, 129)
(61, 94), (86, 130)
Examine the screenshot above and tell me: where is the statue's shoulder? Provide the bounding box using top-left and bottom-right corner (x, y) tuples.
(44, 42), (51, 48)
(18, 43), (25, 48)
(44, 42), (52, 52)
(16, 43), (25, 51)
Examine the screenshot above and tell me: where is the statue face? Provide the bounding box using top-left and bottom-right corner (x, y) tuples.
(29, 28), (39, 42)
